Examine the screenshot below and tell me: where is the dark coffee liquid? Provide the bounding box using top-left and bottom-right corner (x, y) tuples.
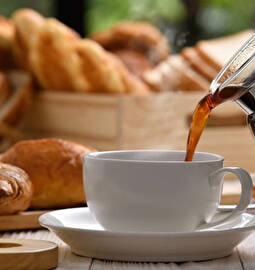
(185, 85), (247, 161)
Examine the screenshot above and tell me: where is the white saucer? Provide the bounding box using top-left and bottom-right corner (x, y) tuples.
(39, 207), (255, 262)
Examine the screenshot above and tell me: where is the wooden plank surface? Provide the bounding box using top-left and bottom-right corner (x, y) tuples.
(237, 232), (255, 270)
(0, 230), (249, 270)
(91, 253), (243, 270)
(0, 210), (48, 231)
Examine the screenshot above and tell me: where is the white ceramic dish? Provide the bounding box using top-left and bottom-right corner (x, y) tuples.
(39, 207), (255, 262)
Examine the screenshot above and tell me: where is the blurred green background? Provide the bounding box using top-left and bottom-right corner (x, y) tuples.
(0, 0), (254, 52)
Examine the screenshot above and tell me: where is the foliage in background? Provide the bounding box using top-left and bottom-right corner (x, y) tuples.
(199, 0), (255, 38)
(0, 0), (254, 51)
(0, 0), (53, 17)
(86, 0), (186, 34)
(86, 0), (255, 51)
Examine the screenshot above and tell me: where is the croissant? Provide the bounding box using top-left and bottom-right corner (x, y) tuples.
(12, 8), (44, 70)
(0, 162), (32, 215)
(74, 39), (150, 94)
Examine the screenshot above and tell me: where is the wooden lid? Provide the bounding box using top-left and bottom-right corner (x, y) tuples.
(0, 238), (58, 270)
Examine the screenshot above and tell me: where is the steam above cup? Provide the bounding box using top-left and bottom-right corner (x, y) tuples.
(83, 150), (252, 232)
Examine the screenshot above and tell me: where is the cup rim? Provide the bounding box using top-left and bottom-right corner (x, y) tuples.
(84, 150), (224, 164)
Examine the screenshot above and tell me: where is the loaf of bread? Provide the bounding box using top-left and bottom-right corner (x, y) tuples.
(0, 162), (32, 215)
(91, 22), (170, 78)
(144, 55), (210, 92)
(181, 47), (218, 81)
(0, 138), (96, 209)
(91, 22), (170, 64)
(196, 30), (255, 70)
(11, 9), (152, 94)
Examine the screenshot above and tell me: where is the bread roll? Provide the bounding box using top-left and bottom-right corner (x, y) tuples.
(0, 138), (95, 209)
(0, 162), (32, 215)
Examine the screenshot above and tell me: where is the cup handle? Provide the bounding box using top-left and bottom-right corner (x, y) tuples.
(198, 167), (253, 230)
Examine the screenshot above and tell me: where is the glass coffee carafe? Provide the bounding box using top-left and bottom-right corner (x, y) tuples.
(185, 33), (255, 162)
(210, 33), (255, 136)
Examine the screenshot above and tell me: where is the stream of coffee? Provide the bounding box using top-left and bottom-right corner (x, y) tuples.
(185, 85), (248, 161)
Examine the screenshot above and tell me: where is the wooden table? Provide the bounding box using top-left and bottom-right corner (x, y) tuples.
(1, 229), (255, 270)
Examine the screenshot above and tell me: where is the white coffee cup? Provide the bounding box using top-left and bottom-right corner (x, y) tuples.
(83, 150), (253, 232)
